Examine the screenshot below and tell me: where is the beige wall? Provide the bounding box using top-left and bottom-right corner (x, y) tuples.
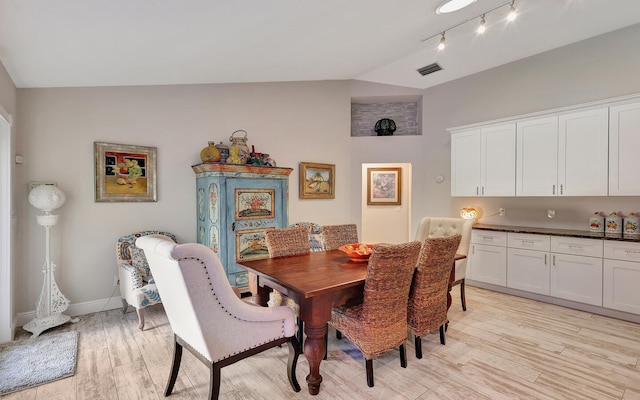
(15, 81), (355, 313)
(11, 22), (640, 317)
(427, 23), (640, 230)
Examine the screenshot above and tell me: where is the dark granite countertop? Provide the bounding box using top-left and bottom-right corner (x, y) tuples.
(473, 223), (640, 242)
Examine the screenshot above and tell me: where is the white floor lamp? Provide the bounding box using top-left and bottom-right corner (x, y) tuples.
(24, 184), (77, 338)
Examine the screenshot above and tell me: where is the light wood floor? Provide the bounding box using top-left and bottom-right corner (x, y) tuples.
(4, 286), (640, 400)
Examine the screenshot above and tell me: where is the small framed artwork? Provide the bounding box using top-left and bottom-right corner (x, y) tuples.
(236, 228), (274, 262)
(235, 189), (275, 220)
(299, 162), (335, 199)
(367, 167), (402, 206)
(94, 142), (157, 202)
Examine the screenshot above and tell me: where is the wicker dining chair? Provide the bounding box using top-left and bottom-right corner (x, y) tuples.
(265, 226), (311, 347)
(322, 224), (359, 251)
(408, 234), (461, 359)
(330, 241), (422, 387)
(414, 217), (473, 311)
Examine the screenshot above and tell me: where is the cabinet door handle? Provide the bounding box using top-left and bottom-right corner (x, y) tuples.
(560, 184), (563, 195)
(476, 187), (479, 196)
(482, 186), (485, 195)
(544, 254), (547, 265)
(553, 255), (556, 266)
(552, 184), (556, 195)
(232, 222), (235, 231)
(472, 245), (475, 255)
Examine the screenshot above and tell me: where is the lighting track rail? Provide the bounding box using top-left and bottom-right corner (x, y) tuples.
(421, 0), (516, 45)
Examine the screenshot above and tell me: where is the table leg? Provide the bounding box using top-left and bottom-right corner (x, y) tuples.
(251, 278), (271, 307)
(303, 322), (326, 395)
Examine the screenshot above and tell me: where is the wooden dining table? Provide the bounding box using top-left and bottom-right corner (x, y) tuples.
(238, 249), (465, 395)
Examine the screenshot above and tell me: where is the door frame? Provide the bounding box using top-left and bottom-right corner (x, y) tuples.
(0, 105), (13, 343)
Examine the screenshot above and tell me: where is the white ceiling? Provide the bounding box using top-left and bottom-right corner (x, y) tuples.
(1, 0), (639, 89)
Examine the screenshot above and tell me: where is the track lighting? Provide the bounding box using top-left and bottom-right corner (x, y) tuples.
(477, 14), (486, 34)
(507, 1), (517, 21)
(438, 33), (446, 50)
(421, 0), (518, 50)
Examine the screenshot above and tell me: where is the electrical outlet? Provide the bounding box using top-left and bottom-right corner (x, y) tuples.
(114, 275), (119, 287)
(499, 207), (506, 216)
(547, 209), (556, 219)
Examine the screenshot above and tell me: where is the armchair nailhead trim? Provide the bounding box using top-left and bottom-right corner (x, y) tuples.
(180, 256), (289, 357)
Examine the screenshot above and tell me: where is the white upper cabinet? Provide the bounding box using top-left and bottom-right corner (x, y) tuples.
(558, 108), (609, 196)
(515, 109), (608, 197)
(450, 93), (640, 197)
(451, 123), (515, 197)
(516, 116), (558, 196)
(451, 129), (481, 197)
(481, 124), (516, 196)
(609, 101), (640, 196)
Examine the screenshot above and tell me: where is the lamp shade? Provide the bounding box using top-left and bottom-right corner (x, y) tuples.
(29, 184), (66, 212)
(460, 207), (478, 220)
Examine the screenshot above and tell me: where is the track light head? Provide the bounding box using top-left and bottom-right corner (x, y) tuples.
(507, 1), (517, 21)
(438, 33), (446, 50)
(477, 14), (486, 34)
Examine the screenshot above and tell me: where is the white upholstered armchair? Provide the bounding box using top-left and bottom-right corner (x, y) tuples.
(136, 235), (300, 400)
(116, 230), (177, 330)
(414, 217), (474, 310)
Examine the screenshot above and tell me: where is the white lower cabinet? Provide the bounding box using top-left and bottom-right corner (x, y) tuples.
(550, 236), (603, 306)
(469, 231), (507, 286)
(603, 241), (640, 314)
(470, 230), (615, 310)
(550, 252), (603, 306)
(507, 233), (551, 295)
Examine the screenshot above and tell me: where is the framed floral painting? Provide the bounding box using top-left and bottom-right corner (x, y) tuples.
(235, 189), (275, 220)
(299, 162), (335, 199)
(94, 142), (157, 202)
(367, 167), (402, 206)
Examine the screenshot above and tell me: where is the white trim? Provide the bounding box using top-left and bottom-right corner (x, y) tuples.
(447, 92), (640, 132)
(0, 111), (12, 343)
(16, 296), (123, 328)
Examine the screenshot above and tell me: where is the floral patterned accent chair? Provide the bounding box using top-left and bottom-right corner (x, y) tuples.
(408, 235), (461, 359)
(414, 217), (474, 311)
(288, 222), (324, 251)
(116, 230), (177, 330)
(322, 224), (359, 251)
(136, 235), (300, 400)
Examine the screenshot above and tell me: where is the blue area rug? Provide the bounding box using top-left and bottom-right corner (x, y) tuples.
(0, 331), (78, 395)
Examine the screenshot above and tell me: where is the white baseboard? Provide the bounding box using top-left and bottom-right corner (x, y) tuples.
(16, 296), (123, 328)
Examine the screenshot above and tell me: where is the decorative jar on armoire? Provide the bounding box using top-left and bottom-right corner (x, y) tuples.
(192, 163), (293, 292)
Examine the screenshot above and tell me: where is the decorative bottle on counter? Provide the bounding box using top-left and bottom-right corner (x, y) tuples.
(589, 211), (604, 233)
(624, 212), (640, 238)
(605, 211), (622, 237)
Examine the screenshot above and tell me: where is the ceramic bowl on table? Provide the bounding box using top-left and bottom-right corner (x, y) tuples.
(338, 243), (374, 262)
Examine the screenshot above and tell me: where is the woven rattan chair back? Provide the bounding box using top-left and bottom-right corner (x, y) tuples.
(265, 227), (311, 258)
(330, 241), (421, 387)
(407, 234), (461, 359)
(322, 224), (359, 251)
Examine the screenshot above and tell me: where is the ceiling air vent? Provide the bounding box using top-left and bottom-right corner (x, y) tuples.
(417, 62), (442, 76)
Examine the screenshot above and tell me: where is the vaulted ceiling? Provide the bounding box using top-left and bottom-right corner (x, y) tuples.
(1, 0), (639, 89)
